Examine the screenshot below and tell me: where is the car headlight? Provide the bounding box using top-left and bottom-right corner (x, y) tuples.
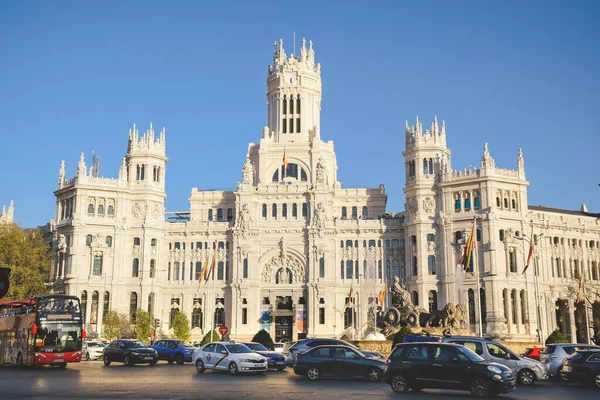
(239, 358), (253, 363)
(487, 366), (503, 374)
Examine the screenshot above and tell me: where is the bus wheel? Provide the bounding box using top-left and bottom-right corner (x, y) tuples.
(57, 363), (67, 369)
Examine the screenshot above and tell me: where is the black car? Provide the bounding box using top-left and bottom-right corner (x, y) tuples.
(560, 350), (600, 388)
(384, 343), (516, 398)
(293, 344), (385, 381)
(103, 339), (158, 366)
(286, 338), (385, 367)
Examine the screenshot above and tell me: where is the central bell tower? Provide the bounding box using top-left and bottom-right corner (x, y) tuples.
(266, 38), (322, 143)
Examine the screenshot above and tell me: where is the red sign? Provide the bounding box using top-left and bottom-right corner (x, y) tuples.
(218, 325), (228, 336)
(0, 269), (9, 299)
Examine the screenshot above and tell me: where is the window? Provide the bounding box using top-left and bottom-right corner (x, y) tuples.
(132, 258), (140, 277)
(208, 209), (213, 221)
(392, 239), (399, 248)
(346, 260), (353, 279)
(243, 258), (248, 279)
(282, 203), (288, 218)
(103, 292), (110, 317)
(262, 204), (267, 218)
(97, 205), (104, 215)
(378, 260), (382, 279)
(411, 235), (417, 246)
(282, 95), (287, 114)
(428, 255), (436, 275)
(344, 307), (354, 329)
(87, 204), (94, 215)
(455, 199), (461, 211)
(217, 261), (224, 280)
(302, 203), (307, 217)
(341, 207), (347, 219)
(81, 291), (87, 322)
(427, 234), (435, 242)
(412, 291), (419, 306)
(386, 239), (390, 248)
(468, 289), (476, 324)
(93, 255), (102, 275)
(362, 206), (368, 218)
(351, 206), (358, 219)
(509, 250), (517, 273)
(107, 204), (115, 216)
(241, 308), (248, 325)
(227, 208), (233, 221)
(150, 259), (156, 278)
(464, 197), (471, 210)
(292, 203), (298, 217)
(504, 198), (509, 208)
(369, 239), (376, 248)
(319, 308), (325, 324)
(134, 237), (141, 246)
(272, 204), (277, 218)
(476, 229), (482, 242)
(412, 256), (417, 276)
(428, 291), (438, 313)
(486, 343), (510, 360)
(496, 197), (501, 207)
(192, 308), (203, 329)
(405, 345), (428, 361)
(455, 231), (462, 243)
(173, 262), (180, 280)
(346, 240), (353, 248)
(217, 208), (223, 222)
(319, 257), (325, 278)
(474, 197), (481, 209)
(499, 229), (505, 242)
(86, 234), (93, 246)
(512, 199), (517, 209)
(340, 261), (344, 279)
(130, 292), (138, 323)
(91, 291), (99, 325)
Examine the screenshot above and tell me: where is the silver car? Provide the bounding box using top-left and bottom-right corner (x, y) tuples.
(442, 336), (547, 385)
(286, 338), (384, 367)
(83, 341), (105, 361)
(540, 343), (600, 379)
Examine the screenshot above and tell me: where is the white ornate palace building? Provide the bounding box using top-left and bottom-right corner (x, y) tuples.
(45, 39), (600, 344)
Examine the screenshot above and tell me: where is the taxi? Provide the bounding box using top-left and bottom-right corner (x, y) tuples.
(192, 341), (268, 375)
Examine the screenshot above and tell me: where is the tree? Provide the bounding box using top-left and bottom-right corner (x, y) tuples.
(172, 310), (191, 340)
(132, 309), (153, 343)
(0, 223), (50, 300)
(119, 313), (133, 339)
(545, 329), (569, 345)
(102, 310), (122, 341)
(199, 329), (220, 346)
(251, 329), (274, 350)
(392, 326), (414, 346)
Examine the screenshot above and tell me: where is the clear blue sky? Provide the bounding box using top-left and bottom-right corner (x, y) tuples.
(1, 1), (599, 228)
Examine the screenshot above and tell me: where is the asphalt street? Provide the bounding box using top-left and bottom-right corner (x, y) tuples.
(0, 361), (598, 400)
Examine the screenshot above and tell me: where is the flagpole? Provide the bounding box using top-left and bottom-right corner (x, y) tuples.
(474, 215), (483, 338)
(583, 278), (591, 344)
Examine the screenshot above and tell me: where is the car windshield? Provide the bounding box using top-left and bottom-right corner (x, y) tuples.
(246, 343), (269, 351)
(175, 341), (194, 347)
(87, 342), (104, 348)
(225, 344), (253, 353)
(457, 346), (485, 362)
(124, 341), (147, 348)
(567, 353), (584, 360)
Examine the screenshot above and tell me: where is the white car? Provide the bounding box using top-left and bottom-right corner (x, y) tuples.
(83, 341), (105, 361)
(192, 341), (268, 375)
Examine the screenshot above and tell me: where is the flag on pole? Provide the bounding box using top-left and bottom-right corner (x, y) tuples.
(198, 256), (209, 286)
(522, 226), (535, 275)
(204, 250), (216, 282)
(576, 274), (585, 304)
(378, 283), (386, 308)
(282, 148), (289, 170)
(348, 279), (354, 298)
(459, 224), (476, 271)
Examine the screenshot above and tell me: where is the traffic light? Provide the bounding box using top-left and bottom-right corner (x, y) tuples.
(0, 267), (10, 300)
(154, 318), (160, 327)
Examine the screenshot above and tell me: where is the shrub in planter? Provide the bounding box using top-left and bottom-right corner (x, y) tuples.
(199, 330), (221, 346)
(545, 330), (569, 345)
(251, 329), (275, 350)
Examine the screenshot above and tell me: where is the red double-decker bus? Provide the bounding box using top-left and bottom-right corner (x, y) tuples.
(0, 294), (84, 367)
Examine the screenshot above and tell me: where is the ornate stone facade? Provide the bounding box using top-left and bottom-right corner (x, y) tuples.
(46, 39), (600, 344)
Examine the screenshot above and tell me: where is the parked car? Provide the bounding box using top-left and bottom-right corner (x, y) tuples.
(152, 339), (195, 364)
(442, 336), (546, 385)
(540, 343), (600, 379)
(243, 342), (287, 370)
(294, 345), (385, 381)
(560, 349), (600, 388)
(103, 339), (158, 366)
(286, 338), (384, 367)
(192, 341), (268, 375)
(521, 346), (544, 361)
(404, 335), (442, 344)
(384, 342), (516, 397)
(83, 341), (105, 361)
(273, 342), (285, 354)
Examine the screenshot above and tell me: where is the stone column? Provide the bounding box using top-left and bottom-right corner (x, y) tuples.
(504, 289), (513, 333)
(514, 290), (522, 334)
(568, 300), (577, 342)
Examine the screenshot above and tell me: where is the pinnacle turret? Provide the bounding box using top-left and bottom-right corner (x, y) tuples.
(405, 115), (447, 150)
(481, 143), (496, 168)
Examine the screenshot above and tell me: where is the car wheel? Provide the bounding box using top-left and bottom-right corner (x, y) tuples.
(124, 355), (132, 367)
(85, 353), (91, 361)
(390, 375), (410, 393)
(367, 367), (382, 381)
(228, 362), (238, 375)
(518, 369), (535, 386)
(276, 366), (286, 371)
(195, 359), (205, 373)
(103, 355), (111, 366)
(594, 373), (600, 389)
(175, 353), (185, 365)
(307, 367), (320, 380)
(149, 360), (157, 366)
(470, 379), (491, 398)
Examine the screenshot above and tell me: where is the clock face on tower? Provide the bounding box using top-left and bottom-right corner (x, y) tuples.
(287, 74), (297, 85)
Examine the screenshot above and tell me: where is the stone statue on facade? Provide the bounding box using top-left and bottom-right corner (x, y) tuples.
(315, 157), (327, 184)
(57, 234), (67, 252)
(242, 158), (254, 185)
(313, 202), (327, 229)
(237, 204), (251, 231)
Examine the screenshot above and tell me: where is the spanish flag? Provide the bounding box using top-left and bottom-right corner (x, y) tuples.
(204, 250), (216, 282)
(459, 224), (476, 271)
(522, 226), (535, 275)
(282, 149), (289, 170)
(378, 283), (386, 308)
(198, 256), (209, 286)
(576, 274), (584, 304)
(348, 279), (354, 298)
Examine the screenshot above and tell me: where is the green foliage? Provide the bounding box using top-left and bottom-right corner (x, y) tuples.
(172, 311), (191, 340)
(251, 329), (275, 350)
(339, 334), (350, 342)
(132, 309), (153, 343)
(0, 224), (51, 300)
(392, 326), (414, 346)
(199, 329), (221, 346)
(102, 310), (122, 341)
(545, 330), (569, 345)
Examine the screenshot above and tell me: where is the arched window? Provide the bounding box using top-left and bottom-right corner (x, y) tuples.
(496, 197), (501, 207)
(87, 204), (94, 215)
(319, 257), (325, 278)
(105, 236), (112, 247)
(227, 208), (233, 221)
(340, 240), (344, 248)
(362, 206), (368, 218)
(174, 262), (180, 280)
(134, 237), (141, 246)
(282, 163), (299, 179)
(93, 255), (102, 275)
(392, 259), (400, 278)
(132, 258), (139, 277)
(272, 204), (277, 218)
(423, 159), (429, 175)
(378, 260), (382, 280)
(455, 199), (461, 211)
(351, 206), (358, 219)
(292, 203), (298, 217)
(503, 198), (509, 208)
(97, 205), (104, 215)
(399, 239), (405, 248)
(272, 169), (279, 182)
(130, 292), (138, 323)
(346, 240), (353, 248)
(499, 229), (505, 242)
(91, 291), (99, 325)
(282, 95), (287, 115)
(282, 203), (288, 217)
(170, 308), (178, 327)
(476, 229), (482, 242)
(344, 307), (354, 329)
(428, 158), (433, 174)
(243, 258), (248, 279)
(300, 169), (307, 181)
(346, 260), (353, 279)
(341, 207), (347, 219)
(86, 234), (93, 246)
(296, 95), (301, 114)
(400, 260), (406, 283)
(192, 308), (203, 329)
(474, 197), (481, 209)
(103, 291), (110, 317)
(386, 239), (390, 248)
(392, 239), (399, 248)
(208, 209), (213, 221)
(512, 199), (517, 210)
(354, 240), (358, 248)
(217, 208), (223, 222)
(150, 259), (156, 278)
(214, 301), (225, 326)
(262, 204), (267, 218)
(464, 197), (471, 210)
(428, 255), (436, 275)
(427, 234), (435, 242)
(454, 231), (462, 243)
(81, 291), (87, 323)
